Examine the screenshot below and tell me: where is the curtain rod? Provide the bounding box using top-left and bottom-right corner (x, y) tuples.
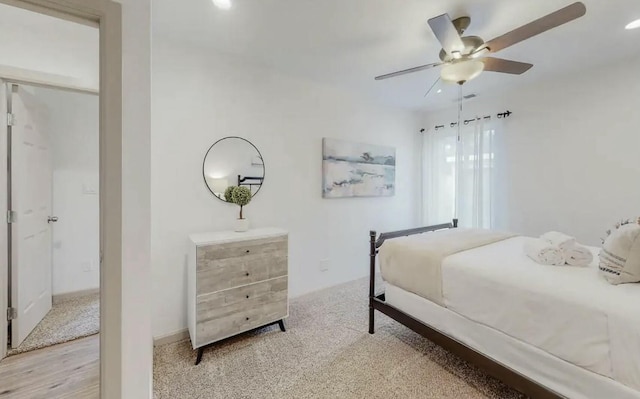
(419, 110), (512, 133)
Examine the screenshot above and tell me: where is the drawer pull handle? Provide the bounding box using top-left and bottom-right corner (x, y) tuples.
(245, 272), (250, 276)
(246, 317), (250, 321)
(246, 250), (250, 253)
(246, 295), (250, 299)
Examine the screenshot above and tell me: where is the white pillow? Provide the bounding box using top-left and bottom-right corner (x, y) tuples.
(599, 223), (640, 284)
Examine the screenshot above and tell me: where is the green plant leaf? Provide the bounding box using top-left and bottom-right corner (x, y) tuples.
(224, 186), (237, 203)
(232, 186), (252, 206)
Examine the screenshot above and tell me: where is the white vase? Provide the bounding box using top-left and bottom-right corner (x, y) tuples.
(235, 218), (250, 232)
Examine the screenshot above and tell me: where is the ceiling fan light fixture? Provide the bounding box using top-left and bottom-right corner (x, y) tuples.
(625, 18), (640, 30)
(212, 0), (232, 10)
(440, 60), (484, 84)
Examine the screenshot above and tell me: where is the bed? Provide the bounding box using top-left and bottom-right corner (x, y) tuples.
(368, 220), (640, 399)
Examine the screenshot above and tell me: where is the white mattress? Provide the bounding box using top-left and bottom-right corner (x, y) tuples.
(440, 236), (640, 392)
(385, 283), (640, 399)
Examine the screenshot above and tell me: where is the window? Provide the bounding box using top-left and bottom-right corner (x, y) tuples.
(422, 124), (501, 229)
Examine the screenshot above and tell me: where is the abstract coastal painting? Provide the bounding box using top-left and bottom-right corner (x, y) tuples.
(322, 138), (396, 198)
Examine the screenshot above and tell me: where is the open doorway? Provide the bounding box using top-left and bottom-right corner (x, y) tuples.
(0, 0), (122, 396)
(0, 0), (125, 396)
(5, 83), (99, 355)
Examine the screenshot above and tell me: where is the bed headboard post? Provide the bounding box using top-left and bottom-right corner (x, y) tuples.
(369, 230), (377, 334)
(453, 218), (458, 228)
(369, 231), (377, 299)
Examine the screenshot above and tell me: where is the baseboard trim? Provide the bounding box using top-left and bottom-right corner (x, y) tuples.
(52, 288), (100, 305)
(154, 329), (189, 347)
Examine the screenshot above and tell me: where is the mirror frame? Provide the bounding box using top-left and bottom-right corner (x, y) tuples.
(202, 136), (265, 202)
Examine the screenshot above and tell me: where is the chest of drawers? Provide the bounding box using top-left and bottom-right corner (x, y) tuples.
(187, 228), (288, 363)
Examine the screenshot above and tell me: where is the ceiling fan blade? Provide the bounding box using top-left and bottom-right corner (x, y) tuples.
(482, 57), (533, 74)
(424, 77), (441, 98)
(428, 14), (466, 55)
(484, 2), (586, 53)
(374, 62), (442, 80)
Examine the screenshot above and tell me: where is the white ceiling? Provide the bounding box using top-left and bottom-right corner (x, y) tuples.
(153, 0), (640, 110)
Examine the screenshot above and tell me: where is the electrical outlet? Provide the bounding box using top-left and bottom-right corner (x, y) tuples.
(319, 259), (330, 272)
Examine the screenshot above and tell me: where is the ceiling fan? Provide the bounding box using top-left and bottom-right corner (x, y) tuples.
(375, 2), (586, 86)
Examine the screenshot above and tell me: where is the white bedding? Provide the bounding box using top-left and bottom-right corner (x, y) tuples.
(440, 236), (640, 391)
(385, 283), (640, 399)
(379, 228), (515, 305)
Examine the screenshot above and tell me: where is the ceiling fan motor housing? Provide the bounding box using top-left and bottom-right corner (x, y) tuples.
(438, 35), (485, 62)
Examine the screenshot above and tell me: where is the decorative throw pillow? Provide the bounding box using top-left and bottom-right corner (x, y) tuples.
(599, 223), (640, 284)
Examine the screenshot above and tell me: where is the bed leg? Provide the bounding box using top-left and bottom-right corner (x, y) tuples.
(453, 218), (458, 228)
(369, 306), (375, 334)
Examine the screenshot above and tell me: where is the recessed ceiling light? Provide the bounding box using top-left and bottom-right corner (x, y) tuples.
(436, 89), (442, 94)
(212, 0), (232, 10)
(626, 18), (640, 30)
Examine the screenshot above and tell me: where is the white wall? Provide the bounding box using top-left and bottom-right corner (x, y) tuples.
(422, 55), (640, 246)
(0, 3), (98, 89)
(151, 40), (421, 338)
(31, 88), (100, 296)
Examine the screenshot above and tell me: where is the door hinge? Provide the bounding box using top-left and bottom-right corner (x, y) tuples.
(7, 210), (16, 224)
(7, 307), (17, 321)
(7, 113), (14, 126)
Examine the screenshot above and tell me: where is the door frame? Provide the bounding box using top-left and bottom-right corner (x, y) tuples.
(0, 1), (123, 398)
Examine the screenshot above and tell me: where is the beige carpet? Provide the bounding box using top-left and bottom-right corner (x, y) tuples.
(8, 293), (100, 356)
(153, 278), (526, 399)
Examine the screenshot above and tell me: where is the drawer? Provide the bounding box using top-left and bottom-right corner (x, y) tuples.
(197, 276), (288, 322)
(197, 235), (287, 265)
(197, 252), (287, 294)
(195, 290), (288, 347)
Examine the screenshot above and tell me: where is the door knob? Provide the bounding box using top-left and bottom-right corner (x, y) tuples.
(48, 216), (59, 223)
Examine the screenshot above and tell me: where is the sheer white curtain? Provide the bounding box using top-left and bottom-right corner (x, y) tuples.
(422, 119), (503, 229)
(422, 126), (457, 225)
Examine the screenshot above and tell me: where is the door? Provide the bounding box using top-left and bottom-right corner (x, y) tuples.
(9, 84), (53, 348)
(0, 82), (7, 361)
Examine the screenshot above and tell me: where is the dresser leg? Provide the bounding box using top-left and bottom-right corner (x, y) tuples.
(195, 348), (204, 365)
(278, 319), (286, 332)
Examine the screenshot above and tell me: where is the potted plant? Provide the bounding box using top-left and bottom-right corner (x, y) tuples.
(224, 186), (252, 232)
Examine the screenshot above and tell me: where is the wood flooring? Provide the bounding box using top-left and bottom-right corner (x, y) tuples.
(0, 335), (99, 398)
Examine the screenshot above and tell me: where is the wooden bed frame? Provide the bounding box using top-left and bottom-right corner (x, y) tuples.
(368, 219), (562, 399)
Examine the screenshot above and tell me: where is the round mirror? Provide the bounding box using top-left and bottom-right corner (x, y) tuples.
(203, 137), (265, 201)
